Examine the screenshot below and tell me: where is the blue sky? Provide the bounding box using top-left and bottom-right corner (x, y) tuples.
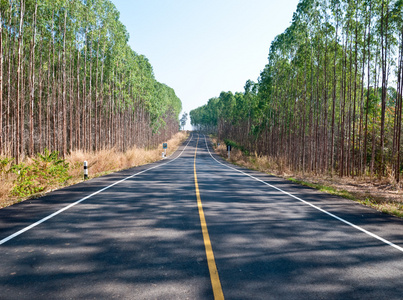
(111, 0), (301, 129)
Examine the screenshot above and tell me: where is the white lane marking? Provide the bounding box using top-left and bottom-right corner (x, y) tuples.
(203, 135), (403, 253)
(0, 135), (194, 245)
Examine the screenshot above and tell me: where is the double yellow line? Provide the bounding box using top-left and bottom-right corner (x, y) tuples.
(194, 136), (224, 300)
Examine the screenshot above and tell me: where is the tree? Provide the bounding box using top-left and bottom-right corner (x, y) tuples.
(0, 0), (3, 154)
(0, 0), (182, 159)
(180, 112), (188, 130)
(191, 0), (403, 183)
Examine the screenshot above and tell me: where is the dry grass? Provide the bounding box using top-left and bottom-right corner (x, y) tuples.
(0, 131), (188, 208)
(215, 143), (292, 175)
(296, 175), (403, 216)
(69, 131), (188, 182)
(212, 137), (403, 218)
(0, 157), (16, 207)
(0, 179), (16, 208)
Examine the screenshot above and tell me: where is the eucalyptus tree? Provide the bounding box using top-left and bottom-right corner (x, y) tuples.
(180, 112), (187, 130)
(379, 0), (390, 176)
(0, 0), (182, 159)
(0, 0), (3, 153)
(191, 0), (402, 183)
(190, 97), (220, 133)
(391, 0), (403, 182)
(16, 0), (24, 163)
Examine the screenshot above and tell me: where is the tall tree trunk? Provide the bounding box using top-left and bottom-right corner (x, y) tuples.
(370, 46), (380, 176)
(95, 33), (100, 152)
(379, 0), (389, 177)
(359, 4), (368, 177)
(99, 45), (105, 150)
(46, 27), (52, 152)
(88, 38), (92, 152)
(0, 6), (3, 154)
(62, 7), (67, 157)
(394, 27), (403, 182)
(6, 2), (13, 156)
(364, 2), (372, 176)
(83, 30), (87, 152)
(38, 43), (43, 153)
(69, 45), (73, 152)
(339, 23), (349, 177)
(29, 1), (38, 157)
(351, 8), (359, 177)
(16, 0), (25, 163)
(52, 15), (57, 152)
(76, 49), (80, 150)
(331, 20), (338, 176)
(322, 23), (329, 173)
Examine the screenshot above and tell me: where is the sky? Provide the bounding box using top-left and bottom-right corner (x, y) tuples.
(111, 0), (301, 130)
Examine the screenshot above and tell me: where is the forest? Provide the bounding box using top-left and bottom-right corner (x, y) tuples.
(191, 0), (403, 183)
(0, 0), (182, 164)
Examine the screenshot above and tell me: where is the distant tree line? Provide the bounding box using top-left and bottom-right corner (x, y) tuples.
(0, 0), (182, 163)
(191, 0), (403, 182)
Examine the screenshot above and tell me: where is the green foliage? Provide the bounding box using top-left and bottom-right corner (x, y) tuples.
(288, 177), (355, 200)
(11, 164), (40, 197)
(224, 139), (250, 156)
(180, 112), (188, 129)
(0, 157), (13, 176)
(11, 149), (71, 197)
(151, 82), (182, 132)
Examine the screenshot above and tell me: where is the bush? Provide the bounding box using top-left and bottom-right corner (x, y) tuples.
(11, 149), (71, 197)
(0, 157), (13, 177)
(224, 139), (250, 156)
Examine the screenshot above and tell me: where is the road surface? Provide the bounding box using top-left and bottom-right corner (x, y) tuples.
(1, 133), (403, 299)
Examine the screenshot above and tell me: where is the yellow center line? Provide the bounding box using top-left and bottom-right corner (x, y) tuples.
(194, 136), (224, 300)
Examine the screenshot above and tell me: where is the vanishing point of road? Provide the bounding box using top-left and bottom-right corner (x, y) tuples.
(1, 133), (403, 299)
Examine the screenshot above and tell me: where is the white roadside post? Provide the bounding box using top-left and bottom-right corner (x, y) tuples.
(84, 161), (88, 180)
(227, 145), (231, 159)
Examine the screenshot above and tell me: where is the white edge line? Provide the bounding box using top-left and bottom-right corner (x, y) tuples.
(0, 135), (194, 245)
(203, 135), (403, 253)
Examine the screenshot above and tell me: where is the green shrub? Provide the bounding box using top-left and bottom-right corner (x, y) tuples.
(0, 157), (13, 176)
(223, 139), (250, 156)
(11, 149), (71, 197)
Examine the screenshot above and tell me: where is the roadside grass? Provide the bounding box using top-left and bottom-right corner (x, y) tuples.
(287, 177), (355, 200)
(0, 131), (188, 208)
(286, 177), (403, 218)
(211, 136), (403, 219)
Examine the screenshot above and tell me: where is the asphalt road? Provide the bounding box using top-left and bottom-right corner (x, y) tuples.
(1, 133), (403, 299)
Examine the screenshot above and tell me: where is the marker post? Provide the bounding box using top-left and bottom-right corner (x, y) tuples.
(84, 161), (88, 180)
(227, 145), (231, 159)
